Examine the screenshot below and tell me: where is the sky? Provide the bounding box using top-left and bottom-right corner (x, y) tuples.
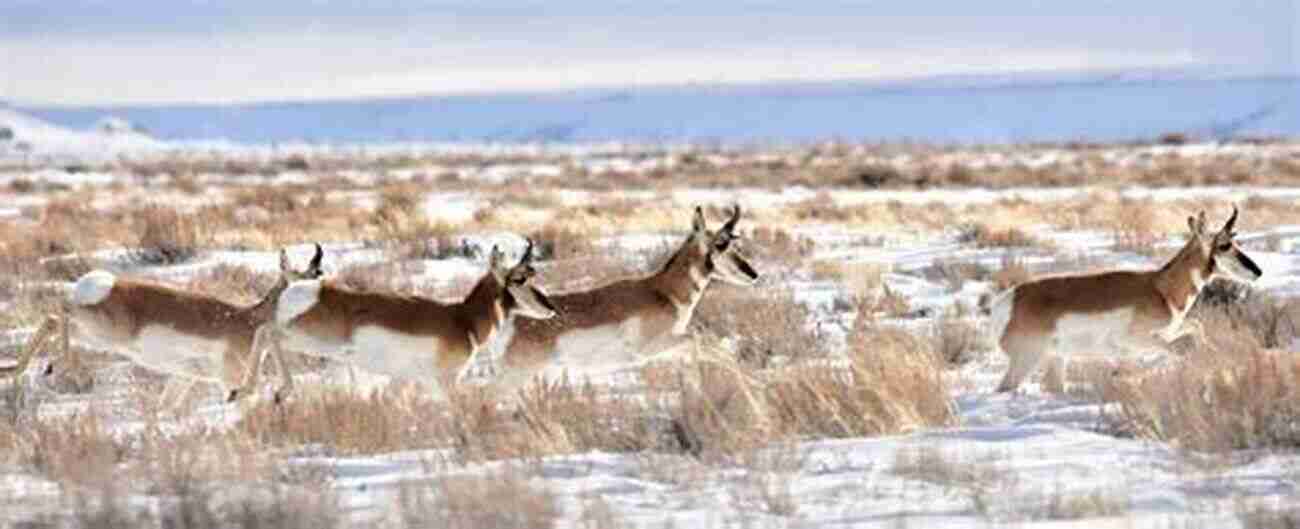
(2, 0), (1296, 106)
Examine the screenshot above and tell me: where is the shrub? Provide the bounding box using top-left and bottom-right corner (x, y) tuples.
(133, 205), (212, 264)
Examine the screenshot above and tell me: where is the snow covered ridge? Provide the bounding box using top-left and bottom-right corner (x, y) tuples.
(0, 107), (165, 164)
(3, 106), (1299, 177)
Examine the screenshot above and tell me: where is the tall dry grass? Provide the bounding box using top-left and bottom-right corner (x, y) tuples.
(1105, 288), (1300, 451)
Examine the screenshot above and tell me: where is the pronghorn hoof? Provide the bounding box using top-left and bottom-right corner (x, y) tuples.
(226, 389), (240, 403)
(273, 390), (288, 405)
(42, 363), (54, 376)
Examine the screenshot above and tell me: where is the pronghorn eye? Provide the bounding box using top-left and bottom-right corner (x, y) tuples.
(1217, 243), (1232, 252)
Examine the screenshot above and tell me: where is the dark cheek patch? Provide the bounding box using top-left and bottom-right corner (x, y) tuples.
(1238, 252), (1263, 277)
(533, 287), (557, 312)
(735, 255), (759, 279)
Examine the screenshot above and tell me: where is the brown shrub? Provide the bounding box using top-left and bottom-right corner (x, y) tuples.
(1104, 316), (1300, 451)
(990, 255), (1032, 291)
(238, 386), (449, 455)
(960, 223), (1042, 249)
(133, 205), (213, 264)
(929, 317), (984, 365)
(1192, 280), (1300, 349)
(691, 287), (825, 367)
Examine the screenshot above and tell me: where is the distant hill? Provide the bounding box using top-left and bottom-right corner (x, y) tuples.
(13, 67), (1300, 146)
(0, 107), (163, 163)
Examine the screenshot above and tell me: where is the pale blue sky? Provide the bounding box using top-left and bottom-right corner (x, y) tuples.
(3, 1), (1295, 105)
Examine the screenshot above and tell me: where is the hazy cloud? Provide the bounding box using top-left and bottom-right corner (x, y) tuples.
(3, 0), (1293, 105)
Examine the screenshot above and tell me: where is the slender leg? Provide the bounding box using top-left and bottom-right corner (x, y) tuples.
(996, 333), (1049, 393)
(1043, 354), (1069, 394)
(1, 315), (59, 379)
(228, 325), (273, 403)
(270, 329), (295, 404)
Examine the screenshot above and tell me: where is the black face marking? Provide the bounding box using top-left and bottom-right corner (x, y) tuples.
(532, 286), (558, 313)
(734, 254), (759, 280)
(1237, 252), (1263, 277)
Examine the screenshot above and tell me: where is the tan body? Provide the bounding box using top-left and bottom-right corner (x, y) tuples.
(991, 208), (1262, 392)
(268, 241), (556, 398)
(498, 206), (760, 388)
(2, 245), (324, 404)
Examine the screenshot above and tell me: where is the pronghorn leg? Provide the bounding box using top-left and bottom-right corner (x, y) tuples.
(996, 334), (1049, 393)
(1043, 354), (1070, 395)
(228, 325), (274, 403)
(269, 330), (295, 404)
(1, 315), (60, 380)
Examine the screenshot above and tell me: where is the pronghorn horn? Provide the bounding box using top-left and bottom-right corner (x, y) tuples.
(722, 204), (741, 233)
(1222, 205), (1239, 234)
(520, 237), (535, 265)
(309, 243), (324, 270)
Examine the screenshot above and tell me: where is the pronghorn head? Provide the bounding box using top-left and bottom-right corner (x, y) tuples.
(488, 238), (558, 320)
(686, 205), (760, 287)
(279, 243), (326, 282)
(1188, 206), (1263, 283)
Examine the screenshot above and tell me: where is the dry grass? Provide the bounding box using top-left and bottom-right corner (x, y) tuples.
(928, 316), (984, 366)
(396, 470), (560, 529)
(238, 386), (450, 455)
(1104, 306), (1300, 451)
(990, 255), (1032, 291)
(132, 205), (214, 264)
(811, 260), (887, 301)
(960, 222), (1044, 249)
(692, 287), (826, 367)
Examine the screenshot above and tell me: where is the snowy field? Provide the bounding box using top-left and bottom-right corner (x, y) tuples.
(1, 129), (1299, 527)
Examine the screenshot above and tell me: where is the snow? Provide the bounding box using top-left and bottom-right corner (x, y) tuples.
(3, 183), (1300, 526)
(0, 108), (165, 164)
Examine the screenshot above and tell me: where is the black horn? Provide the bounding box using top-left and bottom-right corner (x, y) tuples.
(722, 204), (741, 233)
(309, 243), (324, 269)
(1222, 205), (1239, 234)
(519, 237), (535, 265)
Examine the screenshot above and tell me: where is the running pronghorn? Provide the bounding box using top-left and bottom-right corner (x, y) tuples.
(1, 245), (325, 405)
(264, 239), (557, 399)
(989, 206), (1263, 393)
(495, 205), (760, 388)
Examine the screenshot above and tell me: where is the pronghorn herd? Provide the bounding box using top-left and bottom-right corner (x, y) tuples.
(1, 204), (1265, 405)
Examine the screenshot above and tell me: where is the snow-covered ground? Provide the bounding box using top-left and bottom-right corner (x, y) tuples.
(2, 178), (1299, 526)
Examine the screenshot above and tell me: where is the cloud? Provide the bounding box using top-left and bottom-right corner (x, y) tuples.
(1, 1), (1291, 105)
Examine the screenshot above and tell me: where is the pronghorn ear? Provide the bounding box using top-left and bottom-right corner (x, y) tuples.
(489, 245), (507, 280)
(1188, 211), (1207, 237)
(692, 206), (708, 233)
(279, 248), (292, 274)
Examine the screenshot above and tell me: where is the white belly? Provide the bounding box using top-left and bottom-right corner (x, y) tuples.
(99, 325), (227, 384)
(550, 317), (645, 374)
(282, 325), (447, 381)
(1052, 308), (1135, 355)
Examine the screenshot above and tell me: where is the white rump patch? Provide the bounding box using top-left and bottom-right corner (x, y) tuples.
(276, 280), (322, 324)
(986, 287), (1016, 347)
(71, 270), (116, 306)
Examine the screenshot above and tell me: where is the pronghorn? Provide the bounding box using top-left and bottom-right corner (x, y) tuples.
(263, 239), (557, 399)
(989, 206), (1263, 393)
(0, 245), (325, 405)
(495, 205), (759, 388)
